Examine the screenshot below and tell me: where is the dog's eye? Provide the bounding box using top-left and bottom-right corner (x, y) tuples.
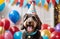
(32, 16), (37, 21)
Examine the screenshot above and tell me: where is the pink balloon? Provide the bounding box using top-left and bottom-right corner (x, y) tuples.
(4, 31), (13, 39)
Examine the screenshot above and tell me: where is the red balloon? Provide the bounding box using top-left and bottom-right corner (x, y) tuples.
(46, 0), (50, 4)
(48, 27), (55, 33)
(50, 31), (60, 39)
(1, 18), (10, 30)
(9, 26), (19, 35)
(0, 34), (4, 39)
(0, 21), (4, 26)
(41, 24), (49, 30)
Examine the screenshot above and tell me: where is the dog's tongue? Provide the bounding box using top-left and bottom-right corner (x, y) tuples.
(27, 26), (33, 32)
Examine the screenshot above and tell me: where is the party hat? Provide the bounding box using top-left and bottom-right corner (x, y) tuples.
(27, 2), (36, 14)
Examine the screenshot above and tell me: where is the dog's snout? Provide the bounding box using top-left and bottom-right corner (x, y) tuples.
(29, 22), (31, 24)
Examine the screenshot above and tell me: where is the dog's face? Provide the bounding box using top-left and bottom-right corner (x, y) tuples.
(22, 14), (42, 33)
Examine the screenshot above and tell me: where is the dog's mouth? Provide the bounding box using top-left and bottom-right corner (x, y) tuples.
(27, 25), (34, 33)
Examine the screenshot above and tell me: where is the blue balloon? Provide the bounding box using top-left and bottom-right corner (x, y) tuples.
(41, 0), (45, 6)
(27, 3), (31, 9)
(42, 36), (49, 39)
(14, 31), (22, 39)
(9, 10), (20, 24)
(0, 3), (5, 12)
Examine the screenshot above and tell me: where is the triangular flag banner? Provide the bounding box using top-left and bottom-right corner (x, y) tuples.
(20, 0), (24, 7)
(27, 2), (36, 14)
(41, 0), (45, 6)
(0, 3), (5, 12)
(48, 3), (51, 8)
(23, 0), (28, 7)
(27, 3), (31, 9)
(56, 0), (59, 4)
(35, 0), (40, 5)
(46, 0), (50, 4)
(52, 0), (56, 6)
(10, 0), (14, 5)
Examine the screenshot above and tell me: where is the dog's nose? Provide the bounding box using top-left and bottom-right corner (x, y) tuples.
(29, 22), (31, 24)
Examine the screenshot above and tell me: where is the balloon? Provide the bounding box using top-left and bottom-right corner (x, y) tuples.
(42, 36), (49, 39)
(4, 31), (13, 39)
(56, 0), (59, 4)
(50, 31), (60, 39)
(0, 34), (4, 39)
(48, 27), (55, 33)
(41, 24), (49, 30)
(9, 26), (19, 35)
(0, 0), (4, 5)
(55, 23), (60, 32)
(14, 31), (22, 39)
(0, 27), (5, 34)
(9, 10), (20, 24)
(0, 21), (4, 26)
(1, 18), (10, 30)
(0, 3), (5, 12)
(46, 0), (50, 4)
(41, 29), (51, 38)
(41, 0), (45, 6)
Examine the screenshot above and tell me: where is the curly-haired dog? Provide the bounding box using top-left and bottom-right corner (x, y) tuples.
(21, 14), (42, 39)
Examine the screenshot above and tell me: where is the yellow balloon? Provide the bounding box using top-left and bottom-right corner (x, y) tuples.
(41, 29), (51, 38)
(0, 0), (4, 5)
(44, 4), (48, 11)
(0, 27), (5, 34)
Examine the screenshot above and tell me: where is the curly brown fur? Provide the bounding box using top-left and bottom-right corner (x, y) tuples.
(21, 14), (42, 39)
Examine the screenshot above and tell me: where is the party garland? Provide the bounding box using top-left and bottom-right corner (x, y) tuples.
(0, 0), (60, 12)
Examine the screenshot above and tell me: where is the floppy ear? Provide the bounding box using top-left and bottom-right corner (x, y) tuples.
(21, 14), (28, 30)
(23, 14), (28, 21)
(35, 15), (42, 30)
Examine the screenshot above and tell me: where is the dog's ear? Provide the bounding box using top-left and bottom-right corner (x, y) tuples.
(23, 14), (28, 21)
(35, 15), (42, 30)
(21, 14), (28, 30)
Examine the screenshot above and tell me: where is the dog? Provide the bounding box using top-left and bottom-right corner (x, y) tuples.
(21, 14), (42, 39)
